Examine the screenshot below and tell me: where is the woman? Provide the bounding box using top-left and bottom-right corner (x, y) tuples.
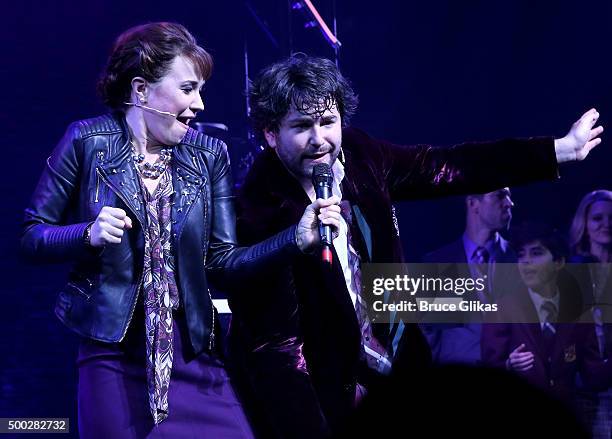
(570, 190), (612, 262)
(21, 22), (340, 438)
(570, 190), (612, 341)
(569, 189), (612, 438)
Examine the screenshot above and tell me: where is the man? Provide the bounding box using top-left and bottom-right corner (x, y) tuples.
(228, 54), (603, 438)
(423, 187), (522, 365)
(481, 222), (612, 407)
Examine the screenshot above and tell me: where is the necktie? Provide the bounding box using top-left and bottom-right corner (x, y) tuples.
(472, 246), (491, 301)
(472, 246), (490, 276)
(340, 201), (392, 375)
(541, 300), (557, 341)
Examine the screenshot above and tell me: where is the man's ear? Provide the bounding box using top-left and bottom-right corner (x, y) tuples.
(130, 77), (148, 103)
(264, 128), (278, 149)
(466, 196), (479, 212)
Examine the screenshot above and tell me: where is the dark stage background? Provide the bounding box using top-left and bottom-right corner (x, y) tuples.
(1, 0), (611, 436)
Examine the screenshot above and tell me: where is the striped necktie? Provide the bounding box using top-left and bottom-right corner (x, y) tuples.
(541, 300), (557, 341)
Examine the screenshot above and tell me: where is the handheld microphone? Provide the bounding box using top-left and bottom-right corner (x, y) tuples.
(312, 163), (334, 265)
(124, 102), (178, 118)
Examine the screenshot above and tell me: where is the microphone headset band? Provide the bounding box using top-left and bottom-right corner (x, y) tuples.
(124, 102), (177, 118)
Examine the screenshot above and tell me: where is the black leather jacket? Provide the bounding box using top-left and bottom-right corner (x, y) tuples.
(21, 112), (299, 354)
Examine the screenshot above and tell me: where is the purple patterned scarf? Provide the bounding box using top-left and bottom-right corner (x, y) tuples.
(139, 170), (179, 424)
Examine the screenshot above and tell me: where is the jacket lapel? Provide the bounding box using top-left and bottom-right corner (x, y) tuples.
(97, 131), (147, 227)
(171, 145), (207, 242)
(341, 149), (399, 345)
(341, 146), (398, 264)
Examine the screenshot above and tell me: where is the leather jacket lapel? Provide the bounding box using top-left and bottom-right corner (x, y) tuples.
(97, 138), (147, 227)
(171, 151), (206, 242)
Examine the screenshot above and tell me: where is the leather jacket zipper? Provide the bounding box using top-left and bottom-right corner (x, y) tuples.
(208, 288), (215, 351)
(67, 282), (92, 300)
(199, 181), (214, 351)
(96, 168), (144, 341)
(94, 152), (104, 203)
(94, 174), (101, 203)
(122, 271), (145, 340)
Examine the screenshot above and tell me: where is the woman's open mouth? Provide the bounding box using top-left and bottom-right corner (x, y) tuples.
(176, 116), (193, 127)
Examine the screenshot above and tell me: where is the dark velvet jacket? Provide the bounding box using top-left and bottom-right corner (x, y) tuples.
(229, 127), (559, 438)
(21, 112), (299, 355)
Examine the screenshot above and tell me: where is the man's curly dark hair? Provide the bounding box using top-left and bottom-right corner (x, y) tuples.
(249, 53), (358, 143)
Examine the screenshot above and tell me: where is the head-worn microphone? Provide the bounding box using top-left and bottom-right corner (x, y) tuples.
(312, 163), (334, 265)
(124, 102), (178, 118)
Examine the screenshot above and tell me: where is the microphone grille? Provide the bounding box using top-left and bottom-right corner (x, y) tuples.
(312, 163), (333, 185)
